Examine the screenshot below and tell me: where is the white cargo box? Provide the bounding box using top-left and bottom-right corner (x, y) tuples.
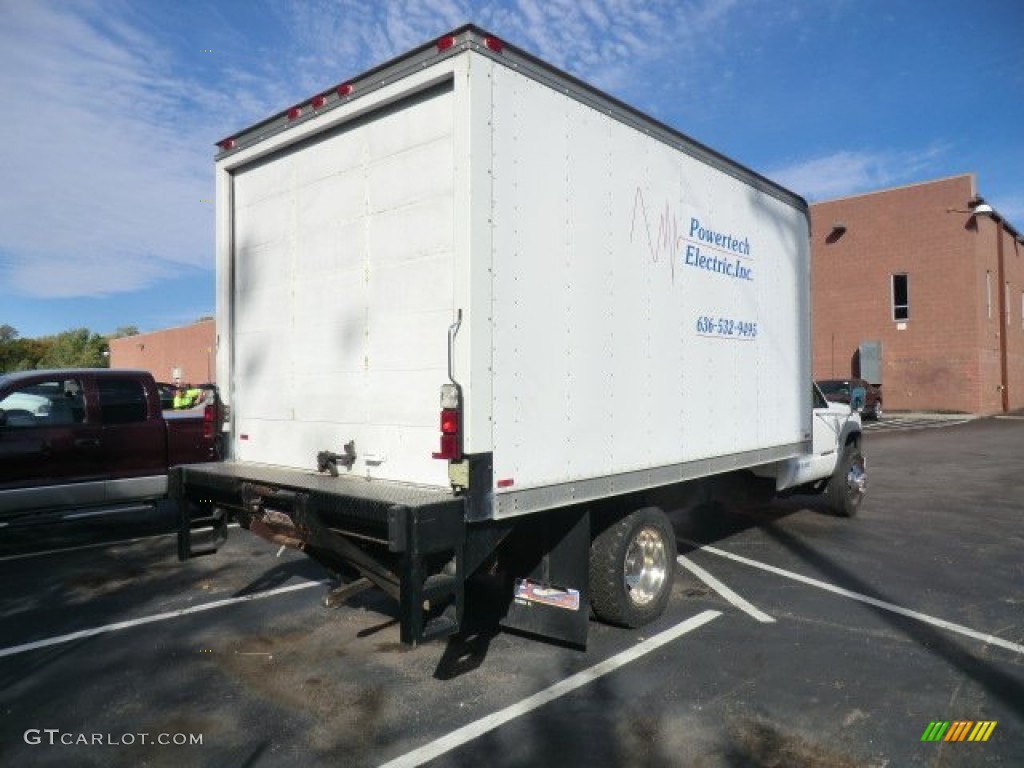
(214, 27), (810, 521)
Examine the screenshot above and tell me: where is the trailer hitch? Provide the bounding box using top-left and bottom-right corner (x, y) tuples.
(317, 441), (356, 475)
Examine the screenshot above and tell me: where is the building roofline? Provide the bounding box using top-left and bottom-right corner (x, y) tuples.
(109, 318), (214, 342)
(811, 172), (1020, 240)
(810, 173), (976, 206)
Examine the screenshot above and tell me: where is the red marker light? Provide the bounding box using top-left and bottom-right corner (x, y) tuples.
(432, 408), (461, 460)
(440, 408), (459, 435)
(287, 106), (302, 120)
(496, 478), (514, 488)
(436, 35), (456, 51)
(483, 36), (504, 53)
(336, 83), (353, 97)
(218, 138), (236, 151)
(311, 94), (326, 109)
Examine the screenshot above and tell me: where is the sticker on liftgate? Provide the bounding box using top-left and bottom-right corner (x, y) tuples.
(514, 579), (581, 611)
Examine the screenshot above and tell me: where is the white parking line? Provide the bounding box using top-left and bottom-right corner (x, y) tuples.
(0, 579), (328, 659)
(689, 542), (1024, 655)
(677, 555), (775, 623)
(378, 609), (722, 768)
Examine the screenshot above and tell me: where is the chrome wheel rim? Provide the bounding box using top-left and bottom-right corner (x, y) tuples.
(847, 455), (867, 501)
(624, 527), (668, 606)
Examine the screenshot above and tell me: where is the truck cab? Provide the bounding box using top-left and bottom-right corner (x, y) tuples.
(767, 383), (865, 516)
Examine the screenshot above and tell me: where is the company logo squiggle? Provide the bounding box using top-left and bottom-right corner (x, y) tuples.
(629, 187), (682, 283)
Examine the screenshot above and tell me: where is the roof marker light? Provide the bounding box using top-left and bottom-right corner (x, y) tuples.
(336, 82), (353, 97)
(287, 106), (302, 120)
(311, 94), (326, 110)
(218, 138), (236, 151)
(483, 36), (504, 53)
(436, 35), (456, 51)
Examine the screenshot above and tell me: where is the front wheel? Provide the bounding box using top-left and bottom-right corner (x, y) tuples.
(826, 445), (866, 517)
(590, 506), (677, 627)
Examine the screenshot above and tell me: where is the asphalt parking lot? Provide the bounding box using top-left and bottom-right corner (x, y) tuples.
(1, 416), (1021, 767)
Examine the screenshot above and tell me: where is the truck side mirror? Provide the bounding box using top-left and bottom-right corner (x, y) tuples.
(851, 386), (866, 411)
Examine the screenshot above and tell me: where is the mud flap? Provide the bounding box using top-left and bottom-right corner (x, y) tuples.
(393, 503), (467, 645)
(172, 467), (228, 561)
(501, 507), (590, 647)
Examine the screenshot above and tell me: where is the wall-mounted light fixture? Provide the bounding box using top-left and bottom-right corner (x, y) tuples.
(946, 196), (995, 217)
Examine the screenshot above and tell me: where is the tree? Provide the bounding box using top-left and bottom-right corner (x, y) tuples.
(0, 325), (31, 372)
(38, 328), (110, 369)
(0, 328), (48, 373)
(111, 326), (140, 338)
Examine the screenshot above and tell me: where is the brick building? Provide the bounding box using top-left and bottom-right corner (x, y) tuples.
(810, 175), (1023, 415)
(108, 319), (216, 386)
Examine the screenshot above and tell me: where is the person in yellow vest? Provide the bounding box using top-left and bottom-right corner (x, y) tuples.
(172, 385), (189, 409)
(173, 384), (202, 409)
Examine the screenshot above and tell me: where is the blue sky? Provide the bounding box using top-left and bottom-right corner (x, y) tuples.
(1, 0), (1022, 339)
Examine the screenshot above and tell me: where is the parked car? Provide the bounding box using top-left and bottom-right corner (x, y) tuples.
(816, 378), (883, 420)
(0, 369), (221, 527)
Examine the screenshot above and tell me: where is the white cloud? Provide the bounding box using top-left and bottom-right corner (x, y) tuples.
(278, 0), (742, 94)
(766, 144), (952, 201)
(0, 1), (218, 298)
(0, 0), (751, 301)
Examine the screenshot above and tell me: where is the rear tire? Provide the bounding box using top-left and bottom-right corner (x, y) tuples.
(590, 506), (677, 627)
(827, 445), (866, 517)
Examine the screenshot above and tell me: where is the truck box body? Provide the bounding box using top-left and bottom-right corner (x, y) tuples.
(213, 28), (810, 519)
(179, 26), (827, 645)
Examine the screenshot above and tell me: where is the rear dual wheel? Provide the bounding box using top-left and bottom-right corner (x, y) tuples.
(589, 506), (677, 628)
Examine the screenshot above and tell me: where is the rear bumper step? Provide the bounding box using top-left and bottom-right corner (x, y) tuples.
(171, 463), (466, 645)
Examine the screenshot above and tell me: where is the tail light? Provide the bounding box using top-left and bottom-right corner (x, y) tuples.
(431, 384), (462, 460)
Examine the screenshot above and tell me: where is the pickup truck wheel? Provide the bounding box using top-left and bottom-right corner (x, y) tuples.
(827, 445), (866, 517)
(590, 507), (676, 628)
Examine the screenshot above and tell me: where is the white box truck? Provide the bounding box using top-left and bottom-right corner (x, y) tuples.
(174, 25), (865, 646)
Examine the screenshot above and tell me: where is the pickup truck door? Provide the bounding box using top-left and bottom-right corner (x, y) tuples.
(773, 384), (847, 492)
(0, 376), (104, 519)
(96, 376), (168, 502)
(812, 385), (844, 463)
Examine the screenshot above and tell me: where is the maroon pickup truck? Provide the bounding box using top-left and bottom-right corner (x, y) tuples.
(0, 369), (220, 527)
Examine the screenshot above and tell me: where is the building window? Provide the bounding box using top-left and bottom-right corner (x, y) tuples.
(986, 271), (992, 320)
(891, 273), (909, 321)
